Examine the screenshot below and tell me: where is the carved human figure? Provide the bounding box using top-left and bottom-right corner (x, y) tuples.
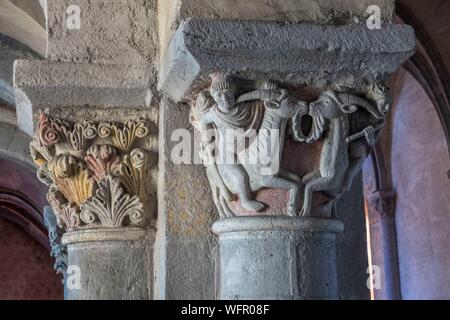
(334, 85), (389, 198)
(192, 74), (265, 215)
(191, 75), (308, 216)
(301, 90), (384, 216)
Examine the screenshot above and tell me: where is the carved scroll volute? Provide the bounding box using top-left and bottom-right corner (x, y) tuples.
(98, 119), (148, 152)
(31, 114), (151, 233)
(118, 148), (147, 204)
(60, 122), (98, 157)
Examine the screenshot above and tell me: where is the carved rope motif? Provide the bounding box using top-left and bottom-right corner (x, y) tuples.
(31, 114), (149, 232)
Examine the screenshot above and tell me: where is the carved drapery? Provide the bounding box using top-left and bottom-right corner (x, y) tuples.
(31, 114), (150, 232)
(191, 75), (391, 220)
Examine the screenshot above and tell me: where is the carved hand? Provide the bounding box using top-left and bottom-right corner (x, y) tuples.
(363, 126), (376, 147)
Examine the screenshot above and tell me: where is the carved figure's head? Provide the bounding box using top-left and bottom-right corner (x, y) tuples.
(309, 91), (357, 119)
(209, 73), (236, 113)
(368, 84), (391, 114)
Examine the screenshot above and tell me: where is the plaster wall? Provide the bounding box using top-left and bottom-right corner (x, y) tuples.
(392, 71), (450, 299)
(0, 218), (63, 300)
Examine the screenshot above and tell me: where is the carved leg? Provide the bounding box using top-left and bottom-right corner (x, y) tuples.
(218, 164), (266, 212)
(262, 176), (300, 216)
(278, 168), (301, 183)
(341, 157), (365, 193)
(219, 194), (235, 218)
(302, 170), (320, 184)
(301, 176), (335, 217)
(240, 189), (266, 212)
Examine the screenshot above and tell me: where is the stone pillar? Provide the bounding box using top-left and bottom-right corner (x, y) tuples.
(367, 191), (401, 300)
(159, 18), (415, 300)
(212, 216), (343, 299)
(63, 228), (153, 300)
(29, 114), (157, 300)
(14, 1), (159, 300)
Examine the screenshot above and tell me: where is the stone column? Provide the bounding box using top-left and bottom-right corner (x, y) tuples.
(14, 1), (159, 300)
(367, 191), (401, 300)
(159, 18), (415, 300)
(213, 217), (343, 299)
(30, 114), (156, 300)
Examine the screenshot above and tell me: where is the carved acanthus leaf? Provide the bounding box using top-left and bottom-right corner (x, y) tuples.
(59, 121), (97, 156)
(118, 148), (147, 203)
(98, 119), (148, 151)
(47, 187), (81, 231)
(37, 114), (66, 147)
(85, 145), (120, 182)
(80, 175), (144, 228)
(48, 154), (95, 206)
(33, 114), (151, 232)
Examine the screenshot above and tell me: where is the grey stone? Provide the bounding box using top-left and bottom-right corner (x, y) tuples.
(66, 235), (154, 300)
(212, 216), (344, 299)
(159, 19), (415, 102)
(335, 173), (370, 299)
(0, 121), (33, 164)
(154, 97), (219, 300)
(0, 33), (38, 106)
(13, 60), (159, 136)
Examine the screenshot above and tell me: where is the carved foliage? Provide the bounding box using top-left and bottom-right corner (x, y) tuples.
(98, 119), (148, 151)
(85, 145), (120, 182)
(31, 114), (150, 232)
(80, 175), (144, 228)
(47, 187), (81, 231)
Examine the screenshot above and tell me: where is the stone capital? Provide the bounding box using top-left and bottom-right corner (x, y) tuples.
(30, 113), (153, 238)
(159, 18), (415, 223)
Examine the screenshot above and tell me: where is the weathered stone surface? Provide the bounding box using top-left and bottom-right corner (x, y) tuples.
(160, 19), (415, 102)
(14, 60), (159, 136)
(46, 0), (158, 64)
(154, 98), (218, 299)
(158, 0), (396, 59)
(0, 121), (33, 164)
(66, 235), (154, 300)
(335, 173), (371, 299)
(0, 34), (38, 106)
(212, 216), (344, 299)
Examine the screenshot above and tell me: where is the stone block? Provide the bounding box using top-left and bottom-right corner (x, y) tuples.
(158, 0), (396, 59)
(159, 19), (415, 102)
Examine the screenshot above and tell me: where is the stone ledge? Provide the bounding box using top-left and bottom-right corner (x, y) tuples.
(13, 60), (158, 136)
(212, 216), (345, 235)
(62, 227), (150, 245)
(159, 19), (415, 102)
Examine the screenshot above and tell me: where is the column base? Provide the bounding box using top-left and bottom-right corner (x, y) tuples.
(212, 216), (344, 300)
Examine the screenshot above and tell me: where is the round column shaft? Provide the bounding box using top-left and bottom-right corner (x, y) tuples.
(212, 216), (344, 300)
(62, 228), (153, 300)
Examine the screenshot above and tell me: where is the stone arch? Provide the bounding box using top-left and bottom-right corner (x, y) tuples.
(0, 0), (46, 56)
